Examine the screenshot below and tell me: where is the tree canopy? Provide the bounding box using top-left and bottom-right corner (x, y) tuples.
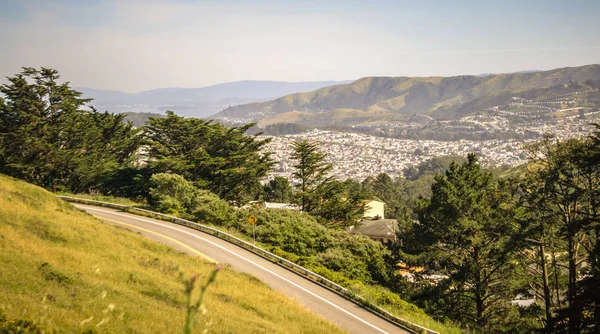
(402, 154), (521, 330)
(144, 111), (274, 205)
(290, 140), (363, 227)
(0, 67), (140, 193)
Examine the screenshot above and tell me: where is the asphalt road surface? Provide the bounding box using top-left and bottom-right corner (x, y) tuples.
(73, 204), (411, 334)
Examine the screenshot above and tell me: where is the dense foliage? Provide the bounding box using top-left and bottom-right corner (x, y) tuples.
(145, 112), (274, 205)
(395, 132), (600, 333)
(290, 140), (364, 227)
(515, 132), (600, 333)
(0, 68), (140, 193)
(3, 67), (599, 333)
(263, 176), (293, 203)
(242, 207), (391, 284)
(149, 173), (200, 214)
(403, 154), (522, 331)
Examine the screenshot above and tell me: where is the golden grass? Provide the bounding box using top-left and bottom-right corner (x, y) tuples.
(0, 175), (345, 333)
(54, 191), (464, 333)
(376, 95), (407, 112)
(256, 111), (307, 127)
(59, 192), (142, 207)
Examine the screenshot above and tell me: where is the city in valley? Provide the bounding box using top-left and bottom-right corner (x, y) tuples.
(261, 112), (598, 180)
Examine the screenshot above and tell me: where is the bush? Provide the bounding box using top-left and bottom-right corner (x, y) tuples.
(243, 207), (391, 285)
(149, 173), (199, 214)
(247, 208), (332, 256)
(315, 248), (372, 282)
(268, 246), (303, 263)
(191, 190), (239, 227)
(328, 232), (391, 284)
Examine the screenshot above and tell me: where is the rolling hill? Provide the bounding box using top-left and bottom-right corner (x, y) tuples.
(0, 174), (343, 333)
(78, 80), (351, 118)
(215, 64), (600, 126)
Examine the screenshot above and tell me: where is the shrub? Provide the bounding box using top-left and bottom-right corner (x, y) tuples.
(315, 248), (372, 282)
(247, 208), (332, 256)
(191, 190), (239, 227)
(243, 207), (391, 285)
(149, 173), (198, 214)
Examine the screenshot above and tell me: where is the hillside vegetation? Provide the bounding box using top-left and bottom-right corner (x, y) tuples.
(216, 64), (600, 124)
(3, 66), (600, 333)
(0, 174), (344, 333)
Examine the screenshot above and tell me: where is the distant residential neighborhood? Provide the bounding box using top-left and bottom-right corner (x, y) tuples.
(261, 110), (597, 180)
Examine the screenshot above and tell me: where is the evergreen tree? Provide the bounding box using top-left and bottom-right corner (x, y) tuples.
(368, 173), (411, 221)
(403, 154), (521, 331)
(290, 140), (363, 227)
(290, 140), (333, 212)
(311, 180), (365, 228)
(0, 67), (140, 193)
(263, 176), (293, 203)
(144, 111), (273, 205)
(524, 132), (600, 332)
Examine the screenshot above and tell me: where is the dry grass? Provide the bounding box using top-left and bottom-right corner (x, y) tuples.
(59, 192), (142, 207)
(257, 111), (307, 127)
(0, 175), (345, 333)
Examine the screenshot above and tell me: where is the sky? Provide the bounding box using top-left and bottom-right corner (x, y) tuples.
(1, 0), (599, 92)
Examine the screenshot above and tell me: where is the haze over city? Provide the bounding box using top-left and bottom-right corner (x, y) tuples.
(1, 0), (599, 92)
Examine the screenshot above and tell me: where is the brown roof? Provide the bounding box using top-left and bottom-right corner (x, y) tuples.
(351, 219), (398, 238)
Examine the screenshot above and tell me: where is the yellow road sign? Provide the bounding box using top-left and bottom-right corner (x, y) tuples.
(248, 215), (258, 225)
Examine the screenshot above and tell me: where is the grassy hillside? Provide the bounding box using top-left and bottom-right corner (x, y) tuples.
(216, 64), (600, 123)
(257, 108), (406, 128)
(0, 175), (344, 333)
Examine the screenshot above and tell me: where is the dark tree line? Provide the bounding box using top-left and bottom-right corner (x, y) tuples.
(144, 111), (274, 204)
(0, 68), (274, 205)
(0, 68), (140, 193)
(394, 131), (600, 333)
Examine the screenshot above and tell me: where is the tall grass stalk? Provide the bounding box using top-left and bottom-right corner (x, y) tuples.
(183, 265), (221, 334)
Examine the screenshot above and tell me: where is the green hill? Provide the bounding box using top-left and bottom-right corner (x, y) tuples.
(216, 64), (600, 125)
(0, 175), (343, 333)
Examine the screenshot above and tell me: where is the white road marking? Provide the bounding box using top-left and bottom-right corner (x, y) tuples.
(81, 205), (390, 334)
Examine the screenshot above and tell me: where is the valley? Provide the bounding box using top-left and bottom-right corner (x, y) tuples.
(216, 65), (600, 142)
(261, 110), (598, 181)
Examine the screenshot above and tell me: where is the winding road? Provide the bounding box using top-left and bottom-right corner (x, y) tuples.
(73, 204), (410, 334)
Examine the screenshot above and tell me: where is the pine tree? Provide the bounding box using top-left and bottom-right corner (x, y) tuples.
(290, 140), (363, 227)
(404, 154), (520, 331)
(264, 176), (293, 203)
(0, 67), (140, 193)
(524, 135), (599, 332)
(290, 140), (333, 212)
(144, 111), (273, 205)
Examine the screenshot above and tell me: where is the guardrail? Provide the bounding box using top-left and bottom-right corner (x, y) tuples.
(59, 196), (439, 334)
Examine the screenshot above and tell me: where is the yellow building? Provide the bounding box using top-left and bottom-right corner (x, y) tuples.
(363, 200), (385, 220)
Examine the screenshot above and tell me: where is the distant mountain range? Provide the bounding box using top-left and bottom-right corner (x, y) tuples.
(214, 64), (600, 127)
(78, 80), (352, 117)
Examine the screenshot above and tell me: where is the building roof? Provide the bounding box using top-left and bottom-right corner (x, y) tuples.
(265, 202), (299, 210)
(351, 219), (398, 238)
(363, 199), (384, 205)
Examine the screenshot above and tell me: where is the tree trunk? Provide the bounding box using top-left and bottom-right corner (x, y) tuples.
(540, 239), (553, 332)
(567, 235), (580, 333)
(474, 247), (485, 328)
(593, 228), (600, 333)
(551, 249), (562, 310)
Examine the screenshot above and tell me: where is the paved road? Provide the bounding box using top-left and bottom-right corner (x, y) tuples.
(74, 204), (410, 334)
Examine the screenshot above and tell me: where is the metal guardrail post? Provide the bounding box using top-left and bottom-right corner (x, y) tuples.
(58, 196), (440, 334)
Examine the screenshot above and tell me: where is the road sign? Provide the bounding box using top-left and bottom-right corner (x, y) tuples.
(248, 215), (258, 225)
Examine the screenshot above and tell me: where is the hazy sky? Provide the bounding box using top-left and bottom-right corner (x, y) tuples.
(1, 0), (599, 92)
